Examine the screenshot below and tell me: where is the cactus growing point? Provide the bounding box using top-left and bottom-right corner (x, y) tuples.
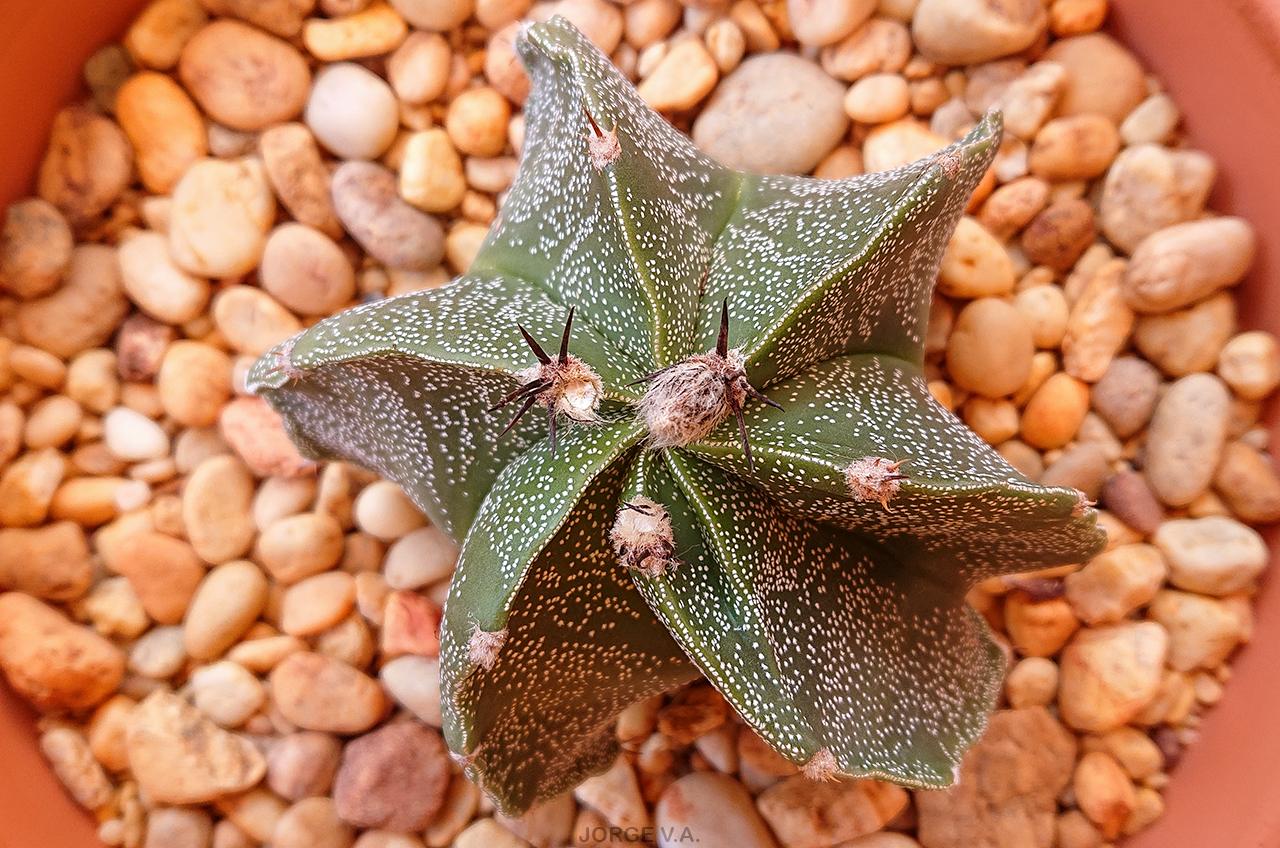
(248, 18), (1106, 816)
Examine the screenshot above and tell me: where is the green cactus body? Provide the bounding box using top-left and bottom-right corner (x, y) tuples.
(248, 17), (1106, 816)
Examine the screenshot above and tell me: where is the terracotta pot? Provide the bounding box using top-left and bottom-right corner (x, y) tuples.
(1, 2), (1278, 846)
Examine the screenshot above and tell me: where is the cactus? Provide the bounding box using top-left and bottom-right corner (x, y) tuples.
(248, 18), (1105, 816)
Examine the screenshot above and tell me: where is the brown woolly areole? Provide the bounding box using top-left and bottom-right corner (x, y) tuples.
(637, 348), (748, 449)
(467, 623), (509, 671)
(844, 456), (908, 509)
(582, 107), (620, 170)
(802, 747), (840, 782)
(513, 355), (602, 424)
(610, 497), (677, 578)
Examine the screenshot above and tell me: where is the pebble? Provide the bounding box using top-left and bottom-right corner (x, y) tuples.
(23, 395), (82, 450)
(0, 522), (93, 601)
(387, 31), (451, 104)
(270, 652), (388, 734)
(445, 87), (511, 158)
(1214, 441), (1280, 522)
(77, 576), (150, 640)
(306, 63), (401, 161)
(102, 406), (169, 463)
(273, 796), (355, 848)
(255, 475), (318, 532)
(117, 231), (211, 325)
(200, 0), (314, 37)
(1020, 373), (1088, 449)
(947, 297), (1035, 398)
(692, 53), (848, 174)
(227, 634), (307, 673)
(1099, 144), (1216, 254)
(183, 455), (258, 565)
(1027, 115), (1120, 182)
(1064, 544), (1167, 625)
(1218, 330), (1280, 399)
(936, 216), (1015, 298)
(0, 448), (67, 527)
(124, 0), (208, 70)
(1004, 591), (1079, 657)
(115, 71), (209, 194)
(1005, 656), (1060, 709)
(622, 0), (680, 50)
(994, 61), (1066, 141)
(63, 350), (118, 416)
(259, 123), (345, 239)
(169, 157), (276, 278)
(705, 19), (746, 74)
(260, 223), (356, 317)
(399, 129), (468, 214)
(820, 19), (911, 82)
(378, 655), (442, 726)
(219, 395), (311, 478)
(215, 789), (289, 842)
(129, 625), (188, 679)
(16, 243), (130, 360)
(157, 340), (233, 428)
(41, 725), (113, 811)
(389, 0), (473, 31)
(257, 512), (346, 584)
(303, 1), (407, 61)
(978, 176), (1050, 241)
(1061, 258), (1132, 381)
(1040, 443), (1109, 498)
(354, 481), (429, 541)
(1153, 515), (1267, 597)
(1119, 93), (1180, 146)
(756, 775), (906, 848)
(911, 0), (1047, 65)
(268, 731), (344, 801)
(144, 806), (214, 848)
(281, 572), (357, 636)
(1144, 373), (1231, 506)
(638, 39), (720, 113)
(382, 524), (458, 590)
(211, 285), (303, 357)
(574, 755), (649, 832)
(179, 19), (311, 130)
(1090, 356), (1160, 438)
(484, 23), (530, 106)
(1058, 621), (1168, 732)
(1042, 33), (1146, 125)
(453, 820), (527, 848)
(183, 562), (268, 661)
(333, 721), (451, 831)
(1134, 292), (1235, 378)
(380, 590), (442, 658)
(115, 313), (174, 381)
(787, 0), (875, 46)
(332, 161), (447, 270)
(1, 198), (72, 299)
(190, 660), (267, 727)
(126, 689), (266, 803)
(37, 105), (134, 225)
(653, 772), (778, 848)
(1148, 590), (1244, 672)
(915, 708), (1075, 848)
(111, 530), (205, 624)
(1073, 751), (1135, 840)
(843, 71), (911, 125)
(1123, 218), (1256, 313)
(1022, 198), (1097, 273)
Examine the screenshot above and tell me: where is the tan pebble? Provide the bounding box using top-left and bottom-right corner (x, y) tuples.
(50, 477), (130, 527)
(116, 71), (208, 194)
(113, 315), (174, 385)
(994, 61), (1067, 141)
(399, 129), (468, 215)
(254, 475), (318, 532)
(199, 0), (315, 37)
(813, 145), (863, 179)
(281, 572), (357, 637)
(354, 480), (428, 540)
(314, 613), (376, 669)
(1099, 144), (1215, 254)
(574, 755), (650, 833)
(1058, 621), (1167, 732)
(1122, 785), (1164, 835)
(1124, 218), (1255, 314)
(306, 63), (400, 161)
(380, 590), (442, 657)
(1005, 592), (1079, 657)
(1056, 808), (1103, 848)
(157, 341), (232, 428)
(221, 397), (310, 478)
(1012, 284), (1069, 350)
(820, 18), (911, 81)
(0, 402), (21, 467)
(382, 524), (458, 591)
(758, 774), (907, 846)
(947, 298), (1035, 398)
(912, 0), (1046, 64)
(354, 571), (391, 625)
(1041, 442), (1109, 498)
(422, 775), (481, 846)
(1028, 115), (1119, 182)
(444, 221), (489, 273)
(1, 198), (72, 299)
(445, 87), (511, 157)
(844, 72), (910, 125)
(188, 661), (266, 729)
(1064, 544), (1167, 625)
(1061, 258), (1132, 381)
(212, 285), (302, 358)
(260, 224), (355, 316)
(937, 216), (1015, 299)
(0, 448), (67, 527)
(216, 788), (289, 842)
(333, 161), (446, 270)
(1213, 441), (1280, 523)
(333, 721), (451, 832)
(184, 454), (257, 564)
(1005, 655), (1059, 708)
(267, 731), (343, 802)
(226, 634), (307, 673)
(129, 625), (188, 679)
(212, 818), (255, 848)
(75, 576), (150, 640)
(37, 105), (134, 225)
(962, 396), (1020, 445)
(17, 244), (130, 360)
(533, 0), (623, 54)
(1143, 374), (1231, 506)
(1090, 356), (1160, 438)
(1021, 198), (1096, 273)
(117, 231), (210, 325)
(484, 23), (530, 106)
(1049, 0), (1106, 36)
(1120, 92), (1180, 145)
(1043, 33), (1146, 125)
(387, 0), (472, 30)
(861, 118), (947, 173)
(1217, 330), (1280, 400)
(1086, 726), (1163, 781)
(1021, 372), (1089, 450)
(0, 592), (125, 710)
(379, 655), (441, 726)
(1134, 293), (1235, 378)
(387, 31), (452, 104)
(304, 1), (407, 61)
(1154, 514), (1267, 597)
(1073, 751), (1135, 840)
(88, 694), (135, 773)
(702, 19), (745, 74)
(170, 157), (276, 278)
(1096, 468), (1161, 535)
(270, 651), (389, 733)
(259, 123), (344, 240)
(124, 0), (208, 70)
(464, 156), (519, 195)
(978, 176), (1050, 241)
(637, 39), (720, 112)
(623, 0), (680, 49)
(64, 350), (119, 415)
(9, 346), (66, 390)
(143, 807), (214, 848)
(179, 20), (311, 131)
(0, 522), (93, 601)
(729, 0), (780, 52)
(41, 726), (113, 811)
(102, 405), (168, 462)
(272, 796), (354, 848)
(258, 513), (346, 585)
(786, 0), (874, 46)
(110, 530), (205, 624)
(23, 395), (82, 450)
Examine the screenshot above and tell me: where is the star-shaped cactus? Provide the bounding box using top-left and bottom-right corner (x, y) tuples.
(248, 18), (1105, 816)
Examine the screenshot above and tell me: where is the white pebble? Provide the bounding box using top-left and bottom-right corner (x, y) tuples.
(305, 63), (401, 161)
(190, 660), (267, 728)
(378, 655), (442, 726)
(104, 406), (170, 461)
(383, 524), (459, 590)
(353, 480), (428, 541)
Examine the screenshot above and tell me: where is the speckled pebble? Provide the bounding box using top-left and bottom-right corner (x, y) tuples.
(41, 726), (113, 811)
(1144, 373), (1231, 507)
(37, 105), (134, 225)
(259, 123), (344, 239)
(332, 161), (447, 271)
(179, 19), (311, 131)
